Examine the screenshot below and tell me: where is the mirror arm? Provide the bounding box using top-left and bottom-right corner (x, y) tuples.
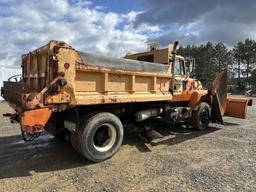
(169, 41), (179, 94)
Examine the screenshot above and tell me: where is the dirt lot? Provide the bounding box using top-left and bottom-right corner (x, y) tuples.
(0, 101), (255, 192)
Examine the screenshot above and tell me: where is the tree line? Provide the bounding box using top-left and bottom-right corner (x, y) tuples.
(178, 39), (256, 88)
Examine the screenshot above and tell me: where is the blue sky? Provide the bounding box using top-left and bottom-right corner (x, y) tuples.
(0, 0), (255, 67)
(89, 0), (143, 13)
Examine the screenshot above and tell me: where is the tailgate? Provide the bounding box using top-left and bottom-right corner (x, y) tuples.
(22, 41), (55, 91)
(1, 40), (59, 110)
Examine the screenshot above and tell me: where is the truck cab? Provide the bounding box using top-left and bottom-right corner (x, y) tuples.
(124, 42), (252, 120)
(124, 43), (203, 99)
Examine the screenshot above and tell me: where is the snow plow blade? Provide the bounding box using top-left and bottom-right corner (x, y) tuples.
(225, 96), (252, 119)
(209, 69), (252, 122)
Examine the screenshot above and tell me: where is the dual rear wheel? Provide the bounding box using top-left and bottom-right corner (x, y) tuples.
(71, 112), (124, 162)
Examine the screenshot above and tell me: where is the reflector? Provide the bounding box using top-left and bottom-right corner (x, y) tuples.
(64, 63), (70, 69)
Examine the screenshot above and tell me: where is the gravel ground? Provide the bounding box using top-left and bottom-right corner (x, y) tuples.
(0, 100), (255, 192)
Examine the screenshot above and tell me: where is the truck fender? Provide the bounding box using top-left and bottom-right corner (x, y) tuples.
(188, 90), (208, 110)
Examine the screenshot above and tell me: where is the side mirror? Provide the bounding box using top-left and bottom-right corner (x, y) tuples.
(185, 57), (195, 77)
(189, 63), (193, 73)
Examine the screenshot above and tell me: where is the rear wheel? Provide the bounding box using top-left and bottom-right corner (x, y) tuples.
(72, 112), (124, 162)
(191, 102), (211, 131)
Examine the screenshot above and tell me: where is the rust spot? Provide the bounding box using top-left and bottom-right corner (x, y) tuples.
(20, 108), (52, 134)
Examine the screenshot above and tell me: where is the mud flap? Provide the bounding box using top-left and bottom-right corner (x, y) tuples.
(20, 108), (52, 134)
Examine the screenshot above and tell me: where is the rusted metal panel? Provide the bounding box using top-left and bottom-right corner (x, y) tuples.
(225, 96), (253, 119)
(21, 40), (62, 92)
(208, 70), (253, 120)
(45, 92), (71, 104)
(209, 70), (228, 123)
(1, 81), (29, 110)
(20, 108), (52, 134)
(210, 70), (228, 115)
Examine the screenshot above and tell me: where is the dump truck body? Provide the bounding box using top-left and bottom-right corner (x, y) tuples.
(1, 40), (252, 162)
(4, 41), (174, 109)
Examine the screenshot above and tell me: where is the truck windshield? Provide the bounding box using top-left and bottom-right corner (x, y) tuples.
(174, 60), (185, 75)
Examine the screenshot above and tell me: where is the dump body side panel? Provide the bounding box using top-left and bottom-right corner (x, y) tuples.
(74, 64), (172, 105)
(54, 44), (174, 106)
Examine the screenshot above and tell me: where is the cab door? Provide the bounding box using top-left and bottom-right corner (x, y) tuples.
(173, 59), (187, 95)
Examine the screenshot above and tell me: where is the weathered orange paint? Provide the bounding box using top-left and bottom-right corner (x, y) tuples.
(1, 40), (253, 136)
(173, 78), (207, 109)
(187, 90), (208, 110)
(225, 96), (253, 119)
(20, 108), (52, 133)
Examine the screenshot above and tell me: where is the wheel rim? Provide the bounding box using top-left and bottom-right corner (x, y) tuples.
(93, 123), (117, 152)
(200, 107), (209, 124)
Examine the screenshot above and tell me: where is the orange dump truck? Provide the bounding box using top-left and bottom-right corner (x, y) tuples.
(1, 40), (252, 162)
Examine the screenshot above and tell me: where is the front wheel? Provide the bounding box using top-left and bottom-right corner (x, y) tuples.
(72, 112), (124, 162)
(191, 102), (211, 131)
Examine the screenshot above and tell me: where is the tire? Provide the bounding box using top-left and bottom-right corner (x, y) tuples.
(191, 102), (211, 131)
(75, 112), (124, 162)
(71, 112), (99, 154)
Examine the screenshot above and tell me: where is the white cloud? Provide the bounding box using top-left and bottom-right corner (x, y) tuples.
(0, 0), (150, 67)
(136, 0), (256, 47)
